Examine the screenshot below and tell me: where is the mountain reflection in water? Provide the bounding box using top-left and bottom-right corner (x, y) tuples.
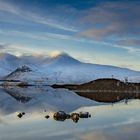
(0, 87), (140, 140)
(0, 86), (98, 115)
(2, 86), (140, 104)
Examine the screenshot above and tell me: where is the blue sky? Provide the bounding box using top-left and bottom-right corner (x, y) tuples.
(0, 0), (140, 70)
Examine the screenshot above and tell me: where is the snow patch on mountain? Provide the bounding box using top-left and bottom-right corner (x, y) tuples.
(0, 53), (140, 84)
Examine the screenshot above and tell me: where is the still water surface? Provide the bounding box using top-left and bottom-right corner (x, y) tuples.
(0, 87), (140, 140)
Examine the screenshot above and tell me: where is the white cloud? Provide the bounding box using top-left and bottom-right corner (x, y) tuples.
(0, 0), (77, 32)
(0, 29), (140, 54)
(0, 29), (73, 41)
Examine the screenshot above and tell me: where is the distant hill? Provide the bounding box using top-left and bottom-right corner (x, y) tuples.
(52, 78), (140, 103)
(52, 78), (140, 91)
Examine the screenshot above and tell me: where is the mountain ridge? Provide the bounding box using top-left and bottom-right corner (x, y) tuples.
(0, 53), (140, 84)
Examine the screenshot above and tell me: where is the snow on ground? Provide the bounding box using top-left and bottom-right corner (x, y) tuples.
(0, 53), (139, 84)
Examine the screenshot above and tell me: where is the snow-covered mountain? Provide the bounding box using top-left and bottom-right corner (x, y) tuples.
(0, 52), (140, 84)
(0, 53), (20, 76)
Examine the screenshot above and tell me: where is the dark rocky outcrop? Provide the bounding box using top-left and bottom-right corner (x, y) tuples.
(52, 78), (140, 103)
